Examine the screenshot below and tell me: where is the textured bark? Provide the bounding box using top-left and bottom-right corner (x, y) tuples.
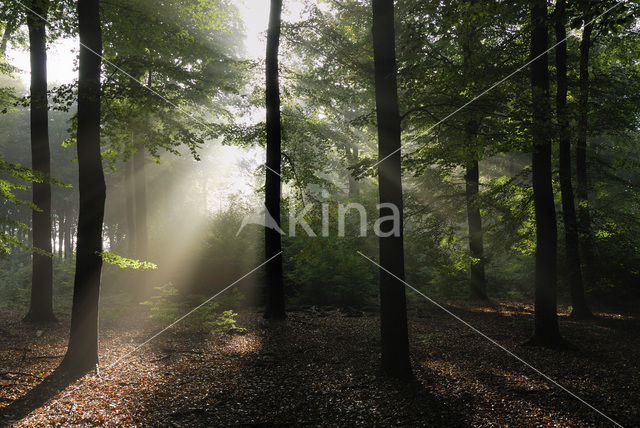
(555, 0), (592, 319)
(526, 0), (566, 347)
(576, 20), (596, 283)
(24, 0), (56, 323)
(372, 0), (412, 378)
(263, 0), (285, 320)
(61, 0), (105, 373)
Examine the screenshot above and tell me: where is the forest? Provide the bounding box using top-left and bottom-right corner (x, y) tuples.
(0, 0), (639, 426)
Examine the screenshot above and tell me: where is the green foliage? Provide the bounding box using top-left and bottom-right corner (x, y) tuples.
(141, 283), (246, 332)
(99, 252), (158, 270)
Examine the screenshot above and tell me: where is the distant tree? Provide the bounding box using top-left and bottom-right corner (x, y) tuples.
(526, 0), (567, 347)
(23, 0), (56, 323)
(371, 0), (411, 378)
(264, 0), (286, 320)
(459, 0), (487, 300)
(60, 0), (105, 373)
(575, 3), (596, 287)
(554, 0), (592, 319)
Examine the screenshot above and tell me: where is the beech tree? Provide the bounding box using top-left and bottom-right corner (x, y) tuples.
(371, 0), (411, 378)
(526, 0), (567, 347)
(60, 0), (105, 373)
(264, 0), (286, 320)
(23, 0), (55, 323)
(555, 0), (592, 319)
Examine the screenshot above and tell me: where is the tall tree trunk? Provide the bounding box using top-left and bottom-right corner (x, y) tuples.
(264, 0), (285, 320)
(372, 0), (412, 378)
(526, 0), (566, 348)
(576, 20), (596, 283)
(61, 0), (105, 374)
(555, 0), (592, 319)
(460, 3), (487, 300)
(125, 154), (136, 256)
(24, 0), (56, 323)
(464, 160), (487, 300)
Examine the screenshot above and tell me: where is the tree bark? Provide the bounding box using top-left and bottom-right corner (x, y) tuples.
(576, 20), (596, 283)
(464, 160), (487, 300)
(526, 0), (566, 348)
(24, 0), (56, 323)
(555, 0), (592, 319)
(61, 0), (105, 374)
(372, 0), (412, 378)
(263, 0), (286, 320)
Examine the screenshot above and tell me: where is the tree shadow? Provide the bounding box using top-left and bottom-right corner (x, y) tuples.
(0, 366), (88, 426)
(158, 312), (470, 426)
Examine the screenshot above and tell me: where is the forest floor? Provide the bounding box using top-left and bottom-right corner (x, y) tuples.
(0, 301), (638, 427)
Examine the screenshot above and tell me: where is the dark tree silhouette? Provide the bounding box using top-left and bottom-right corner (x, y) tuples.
(264, 0), (285, 320)
(60, 0), (106, 373)
(24, 0), (56, 323)
(576, 12), (596, 284)
(555, 0), (593, 319)
(371, 0), (411, 378)
(526, 0), (568, 348)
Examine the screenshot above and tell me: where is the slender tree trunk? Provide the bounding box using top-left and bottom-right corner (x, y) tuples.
(124, 154), (136, 256)
(576, 21), (596, 283)
(555, 0), (592, 319)
(61, 0), (105, 374)
(372, 0), (412, 378)
(460, 5), (487, 300)
(263, 0), (285, 320)
(526, 0), (567, 348)
(24, 0), (56, 323)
